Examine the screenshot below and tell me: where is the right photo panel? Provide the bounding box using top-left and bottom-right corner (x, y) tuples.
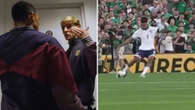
(98, 0), (195, 110)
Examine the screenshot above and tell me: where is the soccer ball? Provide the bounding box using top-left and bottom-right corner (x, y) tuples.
(117, 70), (127, 77)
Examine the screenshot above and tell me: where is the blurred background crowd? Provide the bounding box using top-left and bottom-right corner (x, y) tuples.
(98, 0), (195, 56)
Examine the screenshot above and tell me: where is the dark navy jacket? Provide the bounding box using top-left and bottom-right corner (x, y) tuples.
(66, 39), (96, 106)
(0, 27), (78, 110)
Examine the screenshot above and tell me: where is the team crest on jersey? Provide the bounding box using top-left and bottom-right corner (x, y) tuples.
(75, 50), (80, 56)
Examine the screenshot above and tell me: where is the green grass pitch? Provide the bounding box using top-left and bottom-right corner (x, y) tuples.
(98, 73), (195, 110)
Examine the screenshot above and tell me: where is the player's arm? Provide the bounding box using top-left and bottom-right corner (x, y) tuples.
(117, 29), (139, 48)
(117, 37), (132, 48)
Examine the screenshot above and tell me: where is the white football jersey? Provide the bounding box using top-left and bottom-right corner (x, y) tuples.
(132, 26), (158, 50)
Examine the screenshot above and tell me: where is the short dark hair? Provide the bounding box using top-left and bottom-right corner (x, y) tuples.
(141, 17), (148, 23)
(12, 1), (36, 22)
(167, 16), (176, 24)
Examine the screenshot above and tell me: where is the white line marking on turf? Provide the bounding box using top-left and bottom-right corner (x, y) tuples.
(99, 94), (195, 97)
(100, 88), (195, 92)
(100, 100), (195, 106)
(99, 81), (195, 85)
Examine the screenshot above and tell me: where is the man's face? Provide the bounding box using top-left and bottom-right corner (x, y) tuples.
(161, 16), (165, 21)
(192, 14), (195, 20)
(192, 32), (195, 37)
(99, 18), (104, 24)
(170, 19), (175, 25)
(63, 25), (76, 40)
(123, 21), (128, 27)
(141, 22), (148, 30)
(178, 27), (184, 32)
(179, 14), (184, 20)
(153, 1), (158, 7)
(172, 9), (179, 16)
(176, 31), (182, 37)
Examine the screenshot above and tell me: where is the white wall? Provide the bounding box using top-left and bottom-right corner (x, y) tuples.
(83, 0), (97, 41)
(0, 0), (5, 35)
(38, 7), (82, 50)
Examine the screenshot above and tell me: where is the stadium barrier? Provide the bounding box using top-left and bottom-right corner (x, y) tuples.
(100, 54), (195, 73)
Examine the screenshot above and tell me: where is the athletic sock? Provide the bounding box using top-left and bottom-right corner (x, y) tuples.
(141, 66), (150, 76)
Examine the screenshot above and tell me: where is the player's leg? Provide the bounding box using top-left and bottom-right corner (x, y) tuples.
(117, 46), (125, 69)
(124, 56), (141, 67)
(140, 55), (155, 77)
(121, 56), (141, 73)
(116, 47), (126, 77)
(117, 52), (141, 77)
(113, 49), (119, 72)
(147, 56), (155, 67)
(119, 58), (125, 68)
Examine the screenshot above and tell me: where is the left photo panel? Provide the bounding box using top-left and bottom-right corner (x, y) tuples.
(0, 0), (97, 110)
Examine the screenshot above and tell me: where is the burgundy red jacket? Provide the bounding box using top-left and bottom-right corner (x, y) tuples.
(0, 27), (78, 110)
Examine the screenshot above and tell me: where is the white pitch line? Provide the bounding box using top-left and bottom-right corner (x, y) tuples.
(99, 81), (195, 85)
(99, 87), (195, 92)
(99, 94), (195, 97)
(100, 100), (195, 105)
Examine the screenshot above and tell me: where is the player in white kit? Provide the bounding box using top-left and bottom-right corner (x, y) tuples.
(118, 17), (158, 78)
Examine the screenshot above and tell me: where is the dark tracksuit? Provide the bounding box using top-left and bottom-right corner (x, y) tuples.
(66, 39), (96, 110)
(0, 27), (78, 110)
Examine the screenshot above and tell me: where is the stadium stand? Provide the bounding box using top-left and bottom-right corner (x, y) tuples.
(98, 0), (195, 72)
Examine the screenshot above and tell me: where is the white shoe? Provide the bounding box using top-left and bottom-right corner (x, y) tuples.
(117, 65), (128, 78)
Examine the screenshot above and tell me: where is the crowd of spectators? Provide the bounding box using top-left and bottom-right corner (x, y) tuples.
(98, 0), (195, 56)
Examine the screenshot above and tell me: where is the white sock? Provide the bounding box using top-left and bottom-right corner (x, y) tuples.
(141, 66), (150, 76)
(122, 65), (127, 72)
